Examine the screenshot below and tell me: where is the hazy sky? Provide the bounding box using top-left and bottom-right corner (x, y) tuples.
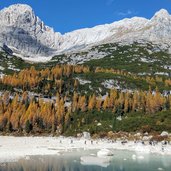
(0, 0), (171, 34)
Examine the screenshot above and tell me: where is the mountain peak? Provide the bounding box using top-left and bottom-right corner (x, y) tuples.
(0, 4), (35, 26)
(1, 4), (33, 13)
(153, 9), (170, 19)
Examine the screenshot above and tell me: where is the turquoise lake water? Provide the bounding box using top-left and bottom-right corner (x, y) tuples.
(0, 149), (171, 171)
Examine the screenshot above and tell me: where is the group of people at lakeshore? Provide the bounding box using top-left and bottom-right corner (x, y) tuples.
(58, 136), (171, 153)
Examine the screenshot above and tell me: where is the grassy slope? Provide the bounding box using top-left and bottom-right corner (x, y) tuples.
(1, 42), (171, 75)
(64, 110), (171, 136)
(85, 43), (171, 74)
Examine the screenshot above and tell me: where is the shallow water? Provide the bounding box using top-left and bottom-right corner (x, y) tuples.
(0, 149), (171, 171)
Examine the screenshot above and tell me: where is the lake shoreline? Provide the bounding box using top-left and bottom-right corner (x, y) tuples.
(0, 136), (171, 163)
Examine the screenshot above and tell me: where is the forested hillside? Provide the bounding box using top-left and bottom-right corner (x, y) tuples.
(0, 65), (171, 136)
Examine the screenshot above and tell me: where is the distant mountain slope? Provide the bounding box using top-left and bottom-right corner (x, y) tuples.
(0, 4), (171, 60)
(1, 42), (171, 77)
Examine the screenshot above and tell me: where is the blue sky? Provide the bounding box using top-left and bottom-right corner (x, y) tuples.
(0, 0), (171, 34)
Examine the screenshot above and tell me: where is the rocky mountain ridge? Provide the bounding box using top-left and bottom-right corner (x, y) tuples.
(0, 4), (171, 61)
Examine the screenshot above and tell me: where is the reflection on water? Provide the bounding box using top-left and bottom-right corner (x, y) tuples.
(0, 149), (171, 171)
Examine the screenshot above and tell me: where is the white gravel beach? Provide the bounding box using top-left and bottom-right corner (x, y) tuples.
(0, 136), (171, 163)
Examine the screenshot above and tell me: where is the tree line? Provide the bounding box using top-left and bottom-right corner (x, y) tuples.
(0, 87), (170, 134)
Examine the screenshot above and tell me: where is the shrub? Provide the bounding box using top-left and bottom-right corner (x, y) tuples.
(25, 120), (33, 133)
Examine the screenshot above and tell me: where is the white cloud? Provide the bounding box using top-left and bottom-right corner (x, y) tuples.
(117, 10), (136, 16)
